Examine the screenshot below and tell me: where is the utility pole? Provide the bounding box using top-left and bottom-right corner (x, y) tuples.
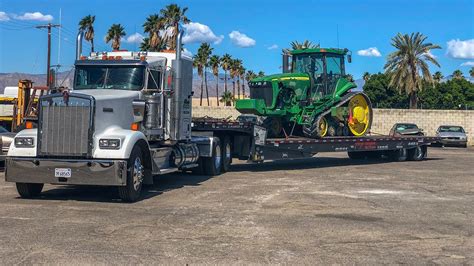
(36, 23), (60, 91)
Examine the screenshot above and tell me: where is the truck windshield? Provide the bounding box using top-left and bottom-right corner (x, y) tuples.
(74, 65), (145, 90)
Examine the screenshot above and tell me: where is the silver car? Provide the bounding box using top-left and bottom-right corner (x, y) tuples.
(436, 125), (468, 148)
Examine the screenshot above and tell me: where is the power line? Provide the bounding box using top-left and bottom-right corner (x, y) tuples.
(36, 23), (61, 89)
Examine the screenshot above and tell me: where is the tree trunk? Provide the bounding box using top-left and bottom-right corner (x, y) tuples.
(200, 77), (204, 106)
(224, 71), (228, 94)
(91, 38), (95, 52)
(205, 70), (210, 106)
(215, 75), (219, 106)
(232, 81), (235, 105)
(409, 92), (417, 109)
(242, 82), (245, 98)
(237, 78), (241, 99)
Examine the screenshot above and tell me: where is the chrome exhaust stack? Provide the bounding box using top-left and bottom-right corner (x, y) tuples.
(76, 30), (84, 60)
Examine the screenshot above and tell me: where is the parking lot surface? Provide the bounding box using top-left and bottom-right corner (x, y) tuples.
(0, 147), (473, 264)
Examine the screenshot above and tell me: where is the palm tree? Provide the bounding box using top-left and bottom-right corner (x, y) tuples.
(363, 72), (371, 82)
(195, 43), (213, 106)
(209, 55), (221, 106)
(433, 71), (443, 83)
(258, 71), (265, 77)
(245, 70), (256, 98)
(78, 15), (95, 52)
(470, 67), (474, 78)
(384, 32), (441, 109)
(160, 4), (190, 50)
(143, 14), (166, 51)
(452, 70), (464, 79)
(105, 24), (126, 50)
(140, 37), (150, 51)
(231, 59), (242, 100)
(239, 66), (246, 98)
(283, 40), (319, 53)
(220, 54), (232, 94)
(193, 54), (204, 106)
(346, 74), (354, 82)
(220, 91), (233, 106)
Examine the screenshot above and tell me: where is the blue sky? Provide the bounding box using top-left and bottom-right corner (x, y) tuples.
(0, 0), (473, 79)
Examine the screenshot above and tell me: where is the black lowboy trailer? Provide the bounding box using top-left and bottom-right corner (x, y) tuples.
(192, 117), (440, 167)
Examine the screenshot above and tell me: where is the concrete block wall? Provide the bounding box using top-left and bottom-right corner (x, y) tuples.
(192, 105), (474, 145)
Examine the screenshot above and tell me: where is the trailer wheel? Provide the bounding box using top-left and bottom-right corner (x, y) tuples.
(118, 145), (144, 202)
(221, 136), (232, 173)
(347, 151), (366, 160)
(16, 183), (43, 198)
(388, 148), (407, 161)
(407, 146), (426, 161)
(202, 139), (222, 176)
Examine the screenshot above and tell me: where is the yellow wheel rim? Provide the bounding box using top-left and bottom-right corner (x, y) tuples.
(348, 94), (371, 136)
(319, 117), (328, 137)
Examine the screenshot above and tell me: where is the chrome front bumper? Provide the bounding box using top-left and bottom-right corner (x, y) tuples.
(5, 157), (128, 186)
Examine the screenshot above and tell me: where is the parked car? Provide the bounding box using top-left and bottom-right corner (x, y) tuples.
(389, 123), (424, 137)
(0, 126), (16, 162)
(436, 125), (468, 148)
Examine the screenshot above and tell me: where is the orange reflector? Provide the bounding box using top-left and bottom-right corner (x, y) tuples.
(320, 49), (326, 52)
(131, 123), (139, 131)
(102, 55), (107, 60)
(140, 56), (146, 61)
(80, 56), (87, 60)
(115, 56), (122, 60)
(25, 121), (33, 129)
(108, 56), (115, 60)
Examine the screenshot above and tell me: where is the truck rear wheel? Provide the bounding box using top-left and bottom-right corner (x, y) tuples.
(16, 183), (43, 198)
(202, 139), (222, 176)
(388, 148), (407, 161)
(221, 136), (232, 173)
(407, 146), (425, 161)
(118, 146), (144, 202)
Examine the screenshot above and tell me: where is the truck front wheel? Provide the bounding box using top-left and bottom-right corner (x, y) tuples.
(221, 136), (232, 173)
(118, 146), (144, 202)
(16, 183), (43, 198)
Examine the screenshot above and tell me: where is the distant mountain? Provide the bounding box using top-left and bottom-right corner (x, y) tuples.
(0, 71), (74, 94)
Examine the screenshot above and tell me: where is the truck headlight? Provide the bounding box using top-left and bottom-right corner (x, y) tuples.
(14, 137), (35, 148)
(99, 139), (121, 149)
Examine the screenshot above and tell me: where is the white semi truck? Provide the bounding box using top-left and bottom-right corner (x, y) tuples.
(5, 31), (439, 202)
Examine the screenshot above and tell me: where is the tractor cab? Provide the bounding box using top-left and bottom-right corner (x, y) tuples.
(286, 48), (351, 100)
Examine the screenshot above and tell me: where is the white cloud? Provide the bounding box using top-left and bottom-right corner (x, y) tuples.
(446, 39), (474, 59)
(183, 48), (193, 57)
(268, 44), (278, 50)
(0, 11), (10, 21)
(182, 22), (223, 44)
(461, 61), (474, 67)
(229, 31), (256, 48)
(357, 47), (381, 57)
(15, 12), (53, 21)
(123, 33), (144, 44)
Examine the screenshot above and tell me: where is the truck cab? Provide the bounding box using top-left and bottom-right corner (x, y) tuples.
(5, 32), (223, 202)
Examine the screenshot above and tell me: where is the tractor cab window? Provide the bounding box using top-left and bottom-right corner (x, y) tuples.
(324, 54), (344, 96)
(293, 54), (325, 100)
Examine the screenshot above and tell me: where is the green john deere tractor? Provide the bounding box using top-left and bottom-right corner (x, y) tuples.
(236, 48), (373, 138)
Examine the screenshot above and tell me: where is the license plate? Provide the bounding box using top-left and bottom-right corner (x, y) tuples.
(55, 168), (71, 178)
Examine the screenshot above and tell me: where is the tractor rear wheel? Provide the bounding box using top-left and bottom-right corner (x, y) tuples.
(261, 117), (282, 138)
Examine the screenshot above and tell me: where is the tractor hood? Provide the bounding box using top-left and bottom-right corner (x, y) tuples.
(251, 73), (310, 83)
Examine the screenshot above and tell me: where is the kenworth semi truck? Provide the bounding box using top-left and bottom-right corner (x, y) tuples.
(5, 31), (439, 202)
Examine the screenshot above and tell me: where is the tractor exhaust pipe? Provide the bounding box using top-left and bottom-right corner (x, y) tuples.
(76, 30), (84, 60)
(282, 52), (290, 73)
(172, 30), (184, 140)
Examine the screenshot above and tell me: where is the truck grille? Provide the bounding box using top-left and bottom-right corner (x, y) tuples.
(38, 94), (94, 157)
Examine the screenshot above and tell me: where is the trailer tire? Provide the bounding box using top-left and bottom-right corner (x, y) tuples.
(118, 145), (144, 202)
(407, 146), (425, 161)
(221, 136), (232, 173)
(347, 151), (366, 160)
(16, 183), (43, 198)
(202, 139), (222, 176)
(388, 148), (407, 161)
